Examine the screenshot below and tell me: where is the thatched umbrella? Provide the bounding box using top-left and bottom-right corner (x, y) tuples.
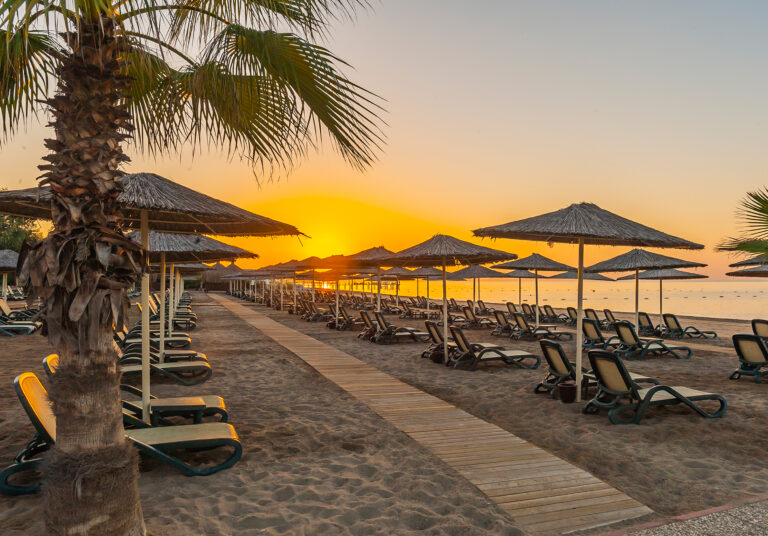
(381, 267), (414, 307)
(0, 174), (299, 424)
(474, 202), (703, 400)
(501, 269), (539, 305)
(726, 265), (768, 277)
(494, 254), (575, 326)
(125, 230), (256, 418)
(585, 249), (705, 329)
(446, 265), (507, 311)
(0, 249), (19, 299)
(346, 246), (395, 312)
(618, 268), (707, 323)
(387, 235), (516, 362)
(729, 255), (768, 268)
(411, 266), (442, 316)
(550, 271), (614, 281)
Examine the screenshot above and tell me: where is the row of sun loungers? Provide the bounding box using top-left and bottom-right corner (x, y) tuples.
(1, 290), (243, 496)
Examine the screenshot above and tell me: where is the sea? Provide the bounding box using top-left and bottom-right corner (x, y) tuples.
(329, 279), (768, 321)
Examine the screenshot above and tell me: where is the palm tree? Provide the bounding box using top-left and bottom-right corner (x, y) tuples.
(0, 1), (382, 533)
(720, 188), (768, 256)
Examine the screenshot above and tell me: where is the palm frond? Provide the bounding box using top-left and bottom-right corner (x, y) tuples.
(204, 25), (383, 169)
(123, 43), (309, 168)
(0, 28), (62, 139)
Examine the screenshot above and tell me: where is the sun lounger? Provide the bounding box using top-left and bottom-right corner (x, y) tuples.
(510, 312), (572, 341)
(613, 321), (692, 360)
(116, 328), (192, 350)
(638, 312), (660, 336)
(42, 355), (226, 424)
(491, 311), (515, 337)
(662, 313), (717, 339)
(521, 303), (535, 321)
(476, 300), (495, 315)
(581, 318), (619, 350)
(421, 321), (457, 361)
(0, 318), (39, 336)
(448, 327), (539, 370)
(752, 319), (768, 342)
(585, 308), (610, 330)
(543, 305), (568, 324)
(461, 306), (495, 329)
(583, 350), (725, 424)
(730, 334), (768, 383)
(0, 373), (241, 494)
(358, 311), (378, 341)
(373, 312), (429, 345)
(506, 302), (519, 315)
(565, 307), (578, 326)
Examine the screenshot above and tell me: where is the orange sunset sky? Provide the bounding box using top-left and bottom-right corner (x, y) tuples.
(2, 2), (768, 278)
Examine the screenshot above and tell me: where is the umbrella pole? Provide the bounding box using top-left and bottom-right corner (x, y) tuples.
(478, 277), (481, 305)
(472, 277), (476, 311)
(312, 271), (315, 303)
(293, 273), (297, 314)
(575, 238), (585, 402)
(442, 258), (448, 364)
(535, 268), (540, 327)
(139, 210), (151, 423)
(416, 278), (419, 299)
(169, 263), (175, 337)
(159, 253), (166, 363)
(281, 277), (284, 310)
(2, 272), (6, 300)
(659, 279), (663, 326)
(426, 277), (430, 316)
(635, 269), (639, 329)
(396, 279), (399, 307)
(518, 277), (521, 306)
(377, 270), (382, 313)
(335, 278), (340, 327)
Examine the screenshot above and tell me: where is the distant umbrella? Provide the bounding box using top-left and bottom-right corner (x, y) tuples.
(729, 255), (768, 268)
(618, 268), (707, 323)
(585, 249), (705, 328)
(502, 269), (539, 305)
(0, 249), (19, 300)
(474, 202), (703, 401)
(550, 271), (614, 281)
(411, 267), (443, 315)
(125, 231), (257, 263)
(446, 265), (507, 310)
(388, 235), (516, 363)
(726, 265), (768, 277)
(495, 254), (575, 326)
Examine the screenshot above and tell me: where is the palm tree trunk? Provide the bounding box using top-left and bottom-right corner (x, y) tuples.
(19, 16), (145, 535)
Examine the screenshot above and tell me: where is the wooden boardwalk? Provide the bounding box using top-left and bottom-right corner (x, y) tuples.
(212, 295), (652, 535)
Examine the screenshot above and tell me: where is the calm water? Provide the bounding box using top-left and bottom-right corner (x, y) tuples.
(332, 279), (768, 321)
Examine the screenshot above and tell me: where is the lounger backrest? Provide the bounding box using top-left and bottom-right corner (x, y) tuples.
(663, 314), (682, 332)
(638, 313), (653, 330)
(539, 340), (571, 376)
(463, 306), (477, 322)
(374, 312), (390, 330)
(450, 299), (458, 308)
(0, 299), (12, 316)
(14, 372), (56, 443)
(478, 300), (487, 310)
(582, 318), (603, 342)
(506, 302), (517, 314)
(360, 311), (375, 329)
(567, 307), (578, 321)
(425, 321), (443, 344)
(585, 309), (599, 323)
(512, 312), (529, 331)
(522, 303), (533, 316)
(493, 310), (508, 327)
(544, 305), (555, 317)
(43, 354), (59, 376)
(449, 327), (472, 354)
(603, 309), (616, 324)
(587, 350), (635, 397)
(752, 319), (768, 338)
(733, 334), (768, 364)
(614, 321), (639, 345)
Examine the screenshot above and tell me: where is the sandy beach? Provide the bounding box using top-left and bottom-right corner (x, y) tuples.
(0, 294), (524, 535)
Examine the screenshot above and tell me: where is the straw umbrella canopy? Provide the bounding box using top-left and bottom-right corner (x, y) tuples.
(495, 254), (575, 325)
(0, 173), (303, 237)
(446, 265), (507, 311)
(173, 263), (213, 274)
(387, 235), (516, 362)
(550, 271), (614, 281)
(0, 249), (19, 299)
(585, 249), (706, 329)
(474, 202), (703, 400)
(726, 265), (768, 277)
(729, 255), (768, 267)
(345, 246), (395, 312)
(618, 268), (707, 323)
(380, 267), (415, 307)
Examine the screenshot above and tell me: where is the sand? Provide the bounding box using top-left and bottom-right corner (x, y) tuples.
(256, 297), (768, 523)
(0, 294), (523, 535)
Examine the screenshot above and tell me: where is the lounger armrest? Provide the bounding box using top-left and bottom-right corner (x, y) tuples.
(151, 397), (206, 412)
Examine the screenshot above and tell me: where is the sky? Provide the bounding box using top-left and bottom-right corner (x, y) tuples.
(2, 1), (768, 277)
